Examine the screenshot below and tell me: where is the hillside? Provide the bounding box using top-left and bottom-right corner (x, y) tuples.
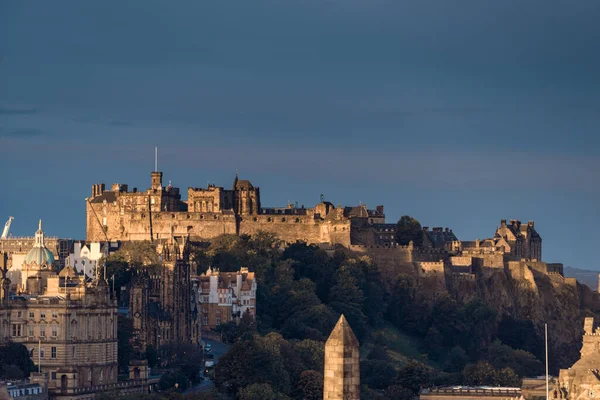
(564, 266), (599, 291)
(185, 233), (600, 399)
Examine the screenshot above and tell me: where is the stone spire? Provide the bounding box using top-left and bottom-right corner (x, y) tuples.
(324, 314), (360, 400)
(34, 219), (45, 248)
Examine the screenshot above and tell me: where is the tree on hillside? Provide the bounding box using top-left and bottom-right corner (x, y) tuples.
(395, 216), (423, 246)
(294, 370), (323, 400)
(0, 343), (35, 379)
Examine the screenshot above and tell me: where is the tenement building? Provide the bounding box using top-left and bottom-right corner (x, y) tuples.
(198, 267), (256, 332)
(129, 236), (201, 350)
(0, 222), (119, 399)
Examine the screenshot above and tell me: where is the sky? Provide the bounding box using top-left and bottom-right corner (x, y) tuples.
(1, 1), (599, 269)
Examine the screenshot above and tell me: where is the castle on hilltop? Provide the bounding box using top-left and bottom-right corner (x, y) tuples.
(86, 170), (394, 246)
(86, 169), (561, 295)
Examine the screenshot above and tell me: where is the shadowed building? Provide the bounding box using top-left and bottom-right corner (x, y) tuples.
(323, 314), (360, 400)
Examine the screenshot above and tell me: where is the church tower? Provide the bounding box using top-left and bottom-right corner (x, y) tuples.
(324, 314), (360, 400)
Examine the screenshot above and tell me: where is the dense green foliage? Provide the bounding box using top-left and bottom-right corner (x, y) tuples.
(108, 232), (548, 399)
(191, 233), (544, 398)
(395, 215), (424, 246)
(0, 343), (35, 379)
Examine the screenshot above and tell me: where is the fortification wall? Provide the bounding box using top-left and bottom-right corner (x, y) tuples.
(87, 206), (239, 241)
(87, 207), (352, 245)
(349, 245), (415, 277)
(239, 215), (351, 246)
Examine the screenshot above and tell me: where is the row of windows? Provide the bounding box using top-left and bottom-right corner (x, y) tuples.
(12, 324), (58, 337)
(16, 311), (58, 319)
(29, 346), (57, 359)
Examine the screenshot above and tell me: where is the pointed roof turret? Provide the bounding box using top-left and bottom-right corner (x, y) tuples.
(232, 171), (239, 190)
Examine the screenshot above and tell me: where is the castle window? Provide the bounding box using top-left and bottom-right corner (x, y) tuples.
(28, 326), (34, 337)
(29, 312), (34, 318)
(214, 215), (218, 219)
(52, 311), (58, 319)
(40, 325), (45, 337)
(200, 215), (204, 219)
(267, 217), (272, 222)
(51, 347), (56, 359)
(295, 218), (300, 223)
(253, 217), (257, 222)
(282, 218), (286, 222)
(52, 325), (57, 337)
(40, 312), (45, 319)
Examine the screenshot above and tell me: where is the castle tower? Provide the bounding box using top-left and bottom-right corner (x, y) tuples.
(151, 171), (163, 190)
(324, 314), (360, 400)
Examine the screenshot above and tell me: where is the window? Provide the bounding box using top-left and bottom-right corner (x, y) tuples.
(40, 348), (44, 358)
(72, 346), (75, 358)
(29, 312), (34, 318)
(216, 316), (221, 325)
(12, 324), (21, 337)
(40, 325), (45, 337)
(203, 316), (208, 325)
(17, 311), (22, 318)
(40, 312), (46, 319)
(52, 325), (58, 337)
(52, 311), (58, 319)
(51, 347), (56, 359)
(28, 326), (34, 337)
(52, 372), (56, 380)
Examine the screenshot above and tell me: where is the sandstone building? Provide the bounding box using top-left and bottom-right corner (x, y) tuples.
(128, 236), (201, 351)
(323, 314), (360, 400)
(197, 267), (256, 332)
(556, 317), (600, 399)
(0, 223), (120, 399)
(86, 170), (388, 246)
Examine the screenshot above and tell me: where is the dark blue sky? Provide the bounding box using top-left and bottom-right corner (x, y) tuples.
(1, 1), (599, 268)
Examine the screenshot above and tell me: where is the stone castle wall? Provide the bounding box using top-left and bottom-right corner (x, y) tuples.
(87, 203), (353, 246)
(239, 215), (351, 246)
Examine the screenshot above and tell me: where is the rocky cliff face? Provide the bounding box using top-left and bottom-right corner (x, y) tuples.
(448, 266), (600, 371)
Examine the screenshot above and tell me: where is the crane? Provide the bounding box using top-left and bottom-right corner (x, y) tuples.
(1, 217), (14, 239)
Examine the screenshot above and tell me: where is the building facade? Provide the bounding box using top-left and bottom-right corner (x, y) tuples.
(198, 267), (256, 332)
(67, 242), (120, 280)
(0, 223), (119, 400)
(128, 237), (200, 350)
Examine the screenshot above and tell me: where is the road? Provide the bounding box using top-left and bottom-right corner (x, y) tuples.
(184, 338), (231, 394)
